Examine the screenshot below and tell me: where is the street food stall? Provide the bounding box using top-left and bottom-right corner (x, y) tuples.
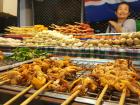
(0, 0), (140, 105)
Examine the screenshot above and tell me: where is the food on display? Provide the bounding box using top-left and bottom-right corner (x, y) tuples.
(73, 34), (94, 39)
(0, 59), (139, 94)
(0, 58), (139, 104)
(0, 51), (4, 61)
(85, 32), (140, 48)
(23, 30), (83, 47)
(5, 25), (48, 35)
(50, 23), (94, 35)
(0, 37), (22, 46)
(6, 48), (49, 62)
(22, 31), (140, 48)
(0, 57), (83, 89)
(0, 48), (50, 67)
(0, 50), (19, 67)
(2, 24), (140, 48)
(120, 32), (140, 47)
(91, 59), (140, 96)
(69, 77), (97, 95)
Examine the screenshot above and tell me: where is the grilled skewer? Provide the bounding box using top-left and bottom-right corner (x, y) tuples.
(61, 90), (80, 105)
(0, 75), (8, 80)
(0, 79), (10, 85)
(62, 77), (97, 105)
(119, 88), (127, 105)
(0, 58), (140, 105)
(4, 85), (33, 105)
(95, 84), (108, 105)
(20, 81), (52, 105)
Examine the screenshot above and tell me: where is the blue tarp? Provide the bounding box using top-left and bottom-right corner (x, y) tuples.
(85, 0), (140, 23)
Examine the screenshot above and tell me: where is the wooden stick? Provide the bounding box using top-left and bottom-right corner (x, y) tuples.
(61, 90), (80, 105)
(119, 88), (127, 105)
(0, 79), (10, 85)
(0, 75), (7, 80)
(20, 81), (52, 105)
(0, 73), (7, 77)
(4, 85), (33, 105)
(96, 84), (108, 105)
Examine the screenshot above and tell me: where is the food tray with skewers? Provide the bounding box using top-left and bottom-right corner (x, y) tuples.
(0, 57), (140, 105)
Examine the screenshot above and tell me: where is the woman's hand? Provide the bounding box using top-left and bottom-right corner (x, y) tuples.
(109, 21), (122, 33)
(109, 21), (117, 27)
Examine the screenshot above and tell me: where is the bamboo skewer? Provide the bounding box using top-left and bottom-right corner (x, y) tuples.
(96, 84), (108, 105)
(0, 73), (7, 77)
(119, 88), (127, 105)
(4, 85), (33, 105)
(0, 79), (10, 85)
(61, 90), (80, 105)
(20, 80), (52, 105)
(0, 75), (7, 80)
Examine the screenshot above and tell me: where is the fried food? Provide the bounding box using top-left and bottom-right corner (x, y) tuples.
(91, 59), (140, 96)
(0, 51), (4, 61)
(69, 77), (97, 95)
(0, 58), (83, 91)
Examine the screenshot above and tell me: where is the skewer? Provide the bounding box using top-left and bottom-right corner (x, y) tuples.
(20, 80), (52, 105)
(0, 75), (7, 80)
(61, 90), (80, 105)
(0, 73), (7, 77)
(0, 79), (10, 85)
(119, 88), (127, 105)
(74, 22), (81, 24)
(96, 84), (108, 105)
(4, 85), (33, 105)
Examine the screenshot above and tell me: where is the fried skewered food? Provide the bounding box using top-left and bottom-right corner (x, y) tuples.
(61, 77), (97, 105)
(4, 85), (33, 105)
(69, 77), (97, 95)
(0, 50), (4, 61)
(20, 81), (52, 105)
(0, 58), (140, 105)
(0, 57), (83, 90)
(0, 57), (84, 105)
(91, 59), (140, 96)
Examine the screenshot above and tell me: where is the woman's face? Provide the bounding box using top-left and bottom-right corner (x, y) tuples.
(116, 4), (130, 19)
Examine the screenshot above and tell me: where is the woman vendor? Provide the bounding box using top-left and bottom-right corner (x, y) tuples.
(106, 2), (136, 33)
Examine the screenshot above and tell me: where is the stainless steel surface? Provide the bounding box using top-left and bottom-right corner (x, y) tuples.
(0, 59), (33, 71)
(80, 0), (84, 23)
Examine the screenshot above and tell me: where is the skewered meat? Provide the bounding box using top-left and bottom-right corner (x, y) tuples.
(0, 51), (4, 61)
(69, 77), (97, 95)
(1, 58), (140, 98)
(50, 23), (94, 35)
(91, 59), (140, 96)
(0, 58), (84, 91)
(31, 65), (47, 89)
(47, 79), (69, 92)
(6, 70), (22, 85)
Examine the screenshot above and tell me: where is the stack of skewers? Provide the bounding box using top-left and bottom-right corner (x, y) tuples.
(0, 58), (140, 105)
(50, 22), (94, 35)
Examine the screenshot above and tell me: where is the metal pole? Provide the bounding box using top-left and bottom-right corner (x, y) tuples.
(81, 0), (84, 23)
(17, 0), (20, 26)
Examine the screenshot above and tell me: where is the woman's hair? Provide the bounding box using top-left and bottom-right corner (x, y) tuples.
(115, 2), (131, 12)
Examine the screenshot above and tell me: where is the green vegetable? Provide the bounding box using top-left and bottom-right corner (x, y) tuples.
(6, 47), (48, 61)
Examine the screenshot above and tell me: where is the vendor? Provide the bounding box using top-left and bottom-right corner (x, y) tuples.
(106, 2), (136, 33)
